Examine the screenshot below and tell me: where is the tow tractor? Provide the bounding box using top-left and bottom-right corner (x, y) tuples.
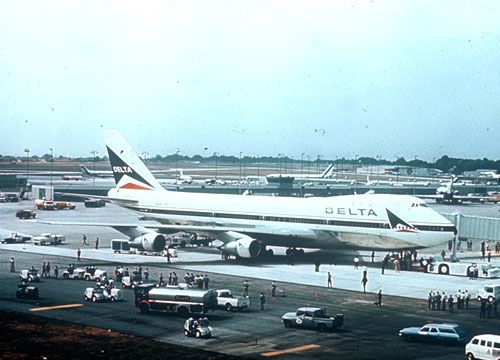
(84, 287), (123, 302)
(84, 266), (107, 282)
(121, 270), (142, 289)
(19, 269), (41, 283)
(62, 264), (86, 280)
(16, 283), (39, 300)
(184, 317), (212, 338)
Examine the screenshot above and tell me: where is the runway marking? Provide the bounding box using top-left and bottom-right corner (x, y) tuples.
(29, 304), (84, 312)
(261, 344), (321, 357)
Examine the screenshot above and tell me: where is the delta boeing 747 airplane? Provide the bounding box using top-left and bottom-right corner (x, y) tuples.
(48, 130), (457, 259)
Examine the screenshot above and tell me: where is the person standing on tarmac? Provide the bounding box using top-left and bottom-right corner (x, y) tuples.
(95, 237), (99, 250)
(54, 265), (58, 279)
(46, 262), (51, 278)
(354, 256), (360, 269)
(327, 272), (333, 288)
(375, 290), (382, 307)
(242, 280), (249, 297)
(259, 292), (266, 310)
(76, 248), (81, 262)
(9, 257), (15, 272)
(271, 281), (277, 296)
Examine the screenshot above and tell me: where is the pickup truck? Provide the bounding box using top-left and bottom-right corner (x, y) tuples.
(216, 289), (250, 311)
(281, 307), (344, 332)
(33, 233), (66, 246)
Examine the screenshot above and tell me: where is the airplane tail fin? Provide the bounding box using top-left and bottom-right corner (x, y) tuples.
(320, 164), (335, 178)
(103, 130), (164, 191)
(79, 165), (91, 175)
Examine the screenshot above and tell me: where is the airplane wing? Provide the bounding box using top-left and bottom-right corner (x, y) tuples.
(417, 194), (486, 203)
(55, 192), (138, 206)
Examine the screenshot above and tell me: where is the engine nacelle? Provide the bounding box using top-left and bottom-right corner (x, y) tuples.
(220, 236), (260, 259)
(129, 233), (166, 252)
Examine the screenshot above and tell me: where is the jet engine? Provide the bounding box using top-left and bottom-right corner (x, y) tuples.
(129, 233), (166, 252)
(219, 235), (261, 259)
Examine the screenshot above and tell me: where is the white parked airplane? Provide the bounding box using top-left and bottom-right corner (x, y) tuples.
(50, 130), (456, 258)
(266, 163), (335, 183)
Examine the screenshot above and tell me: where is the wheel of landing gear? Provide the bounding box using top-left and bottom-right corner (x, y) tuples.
(267, 249), (274, 256)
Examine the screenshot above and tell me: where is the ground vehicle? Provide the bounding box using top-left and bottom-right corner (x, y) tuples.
(427, 261), (500, 278)
(84, 267), (107, 282)
(16, 284), (39, 300)
(399, 323), (468, 344)
(84, 287), (123, 302)
(121, 270), (141, 288)
(62, 264), (86, 280)
(35, 200), (56, 210)
(55, 201), (76, 210)
(216, 289), (250, 311)
(281, 307), (344, 332)
(184, 317), (212, 338)
(15, 209), (36, 219)
(1, 232), (31, 244)
(84, 199), (106, 208)
(121, 270), (141, 289)
(111, 239), (131, 253)
(135, 287), (217, 316)
(161, 247), (178, 258)
(465, 334), (500, 360)
(5, 194), (19, 202)
(169, 232), (195, 248)
(476, 284), (500, 303)
(19, 269), (41, 282)
(32, 233), (65, 246)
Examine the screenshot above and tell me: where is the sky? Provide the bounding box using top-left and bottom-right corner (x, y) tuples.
(0, 1), (499, 161)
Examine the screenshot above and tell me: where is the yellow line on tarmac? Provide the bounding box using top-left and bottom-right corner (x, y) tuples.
(261, 344), (321, 357)
(29, 304), (84, 312)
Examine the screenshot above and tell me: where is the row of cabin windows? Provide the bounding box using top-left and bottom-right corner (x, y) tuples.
(136, 207), (450, 232)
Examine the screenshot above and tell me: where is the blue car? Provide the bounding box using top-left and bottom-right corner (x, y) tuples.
(399, 323), (468, 344)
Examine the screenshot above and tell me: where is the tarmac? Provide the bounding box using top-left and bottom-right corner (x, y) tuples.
(2, 242), (498, 301)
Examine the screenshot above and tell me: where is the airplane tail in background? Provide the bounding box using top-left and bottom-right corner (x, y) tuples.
(80, 165), (91, 175)
(320, 164), (335, 178)
(103, 130), (164, 191)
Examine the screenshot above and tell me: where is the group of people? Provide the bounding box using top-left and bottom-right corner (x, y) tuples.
(158, 272), (179, 286)
(184, 273), (210, 289)
(427, 289), (471, 313)
(41, 262), (51, 278)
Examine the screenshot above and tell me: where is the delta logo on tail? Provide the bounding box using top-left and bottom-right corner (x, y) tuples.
(106, 146), (154, 190)
(386, 209), (418, 233)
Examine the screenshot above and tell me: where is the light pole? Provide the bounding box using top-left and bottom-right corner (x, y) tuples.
(377, 155), (381, 185)
(300, 153), (305, 181)
(24, 148), (30, 191)
(49, 148), (53, 197)
(239, 151), (243, 183)
(306, 155), (311, 177)
(214, 152), (218, 181)
(176, 150), (180, 172)
(278, 153), (283, 175)
(413, 155), (418, 195)
(91, 150), (98, 186)
(142, 151), (149, 166)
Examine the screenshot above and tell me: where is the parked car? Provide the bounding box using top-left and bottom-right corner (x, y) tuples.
(281, 307), (344, 332)
(465, 334), (500, 360)
(183, 317), (212, 338)
(35, 200), (56, 210)
(16, 284), (39, 300)
(16, 209), (36, 219)
(19, 269), (41, 282)
(399, 323), (468, 344)
(84, 287), (123, 302)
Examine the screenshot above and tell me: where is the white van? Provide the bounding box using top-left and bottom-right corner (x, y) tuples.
(476, 284), (500, 303)
(465, 334), (500, 360)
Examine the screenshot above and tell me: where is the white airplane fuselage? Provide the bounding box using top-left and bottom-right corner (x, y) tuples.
(108, 187), (455, 251)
